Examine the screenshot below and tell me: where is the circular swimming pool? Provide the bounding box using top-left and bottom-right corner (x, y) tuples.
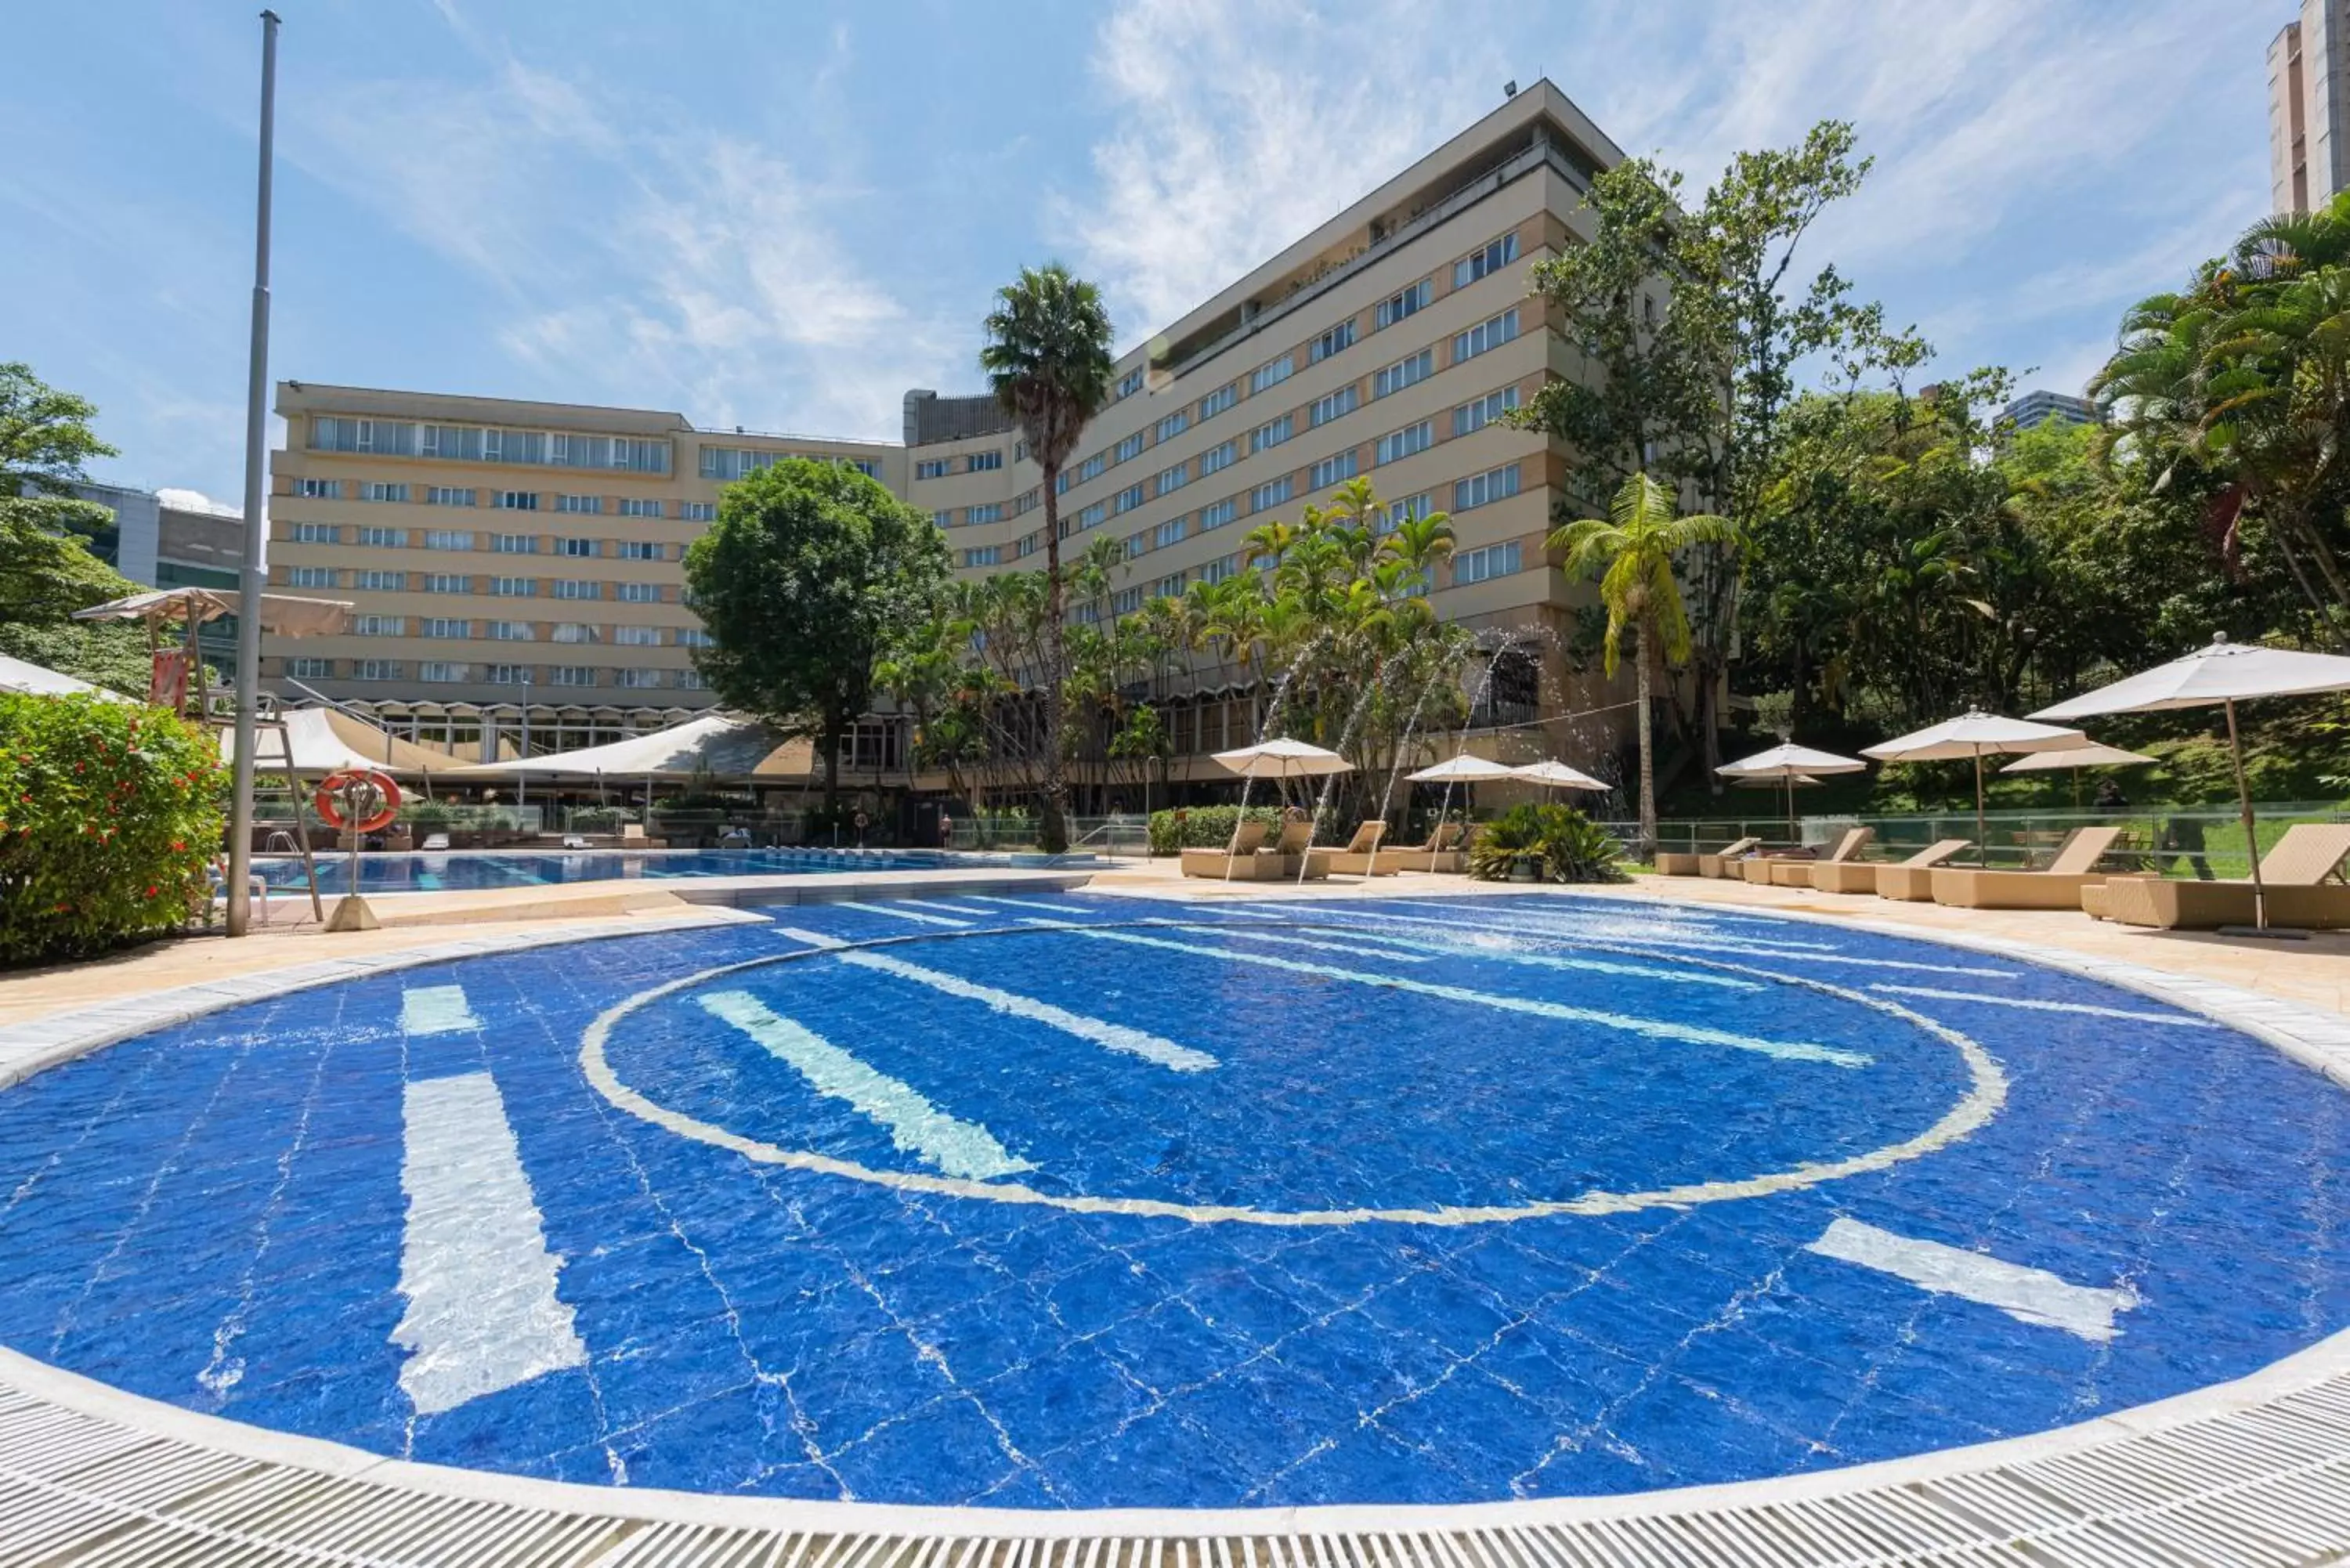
(0, 891), (2343, 1512)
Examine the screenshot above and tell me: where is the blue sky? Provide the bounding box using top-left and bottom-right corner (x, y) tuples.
(2, 1), (2282, 507)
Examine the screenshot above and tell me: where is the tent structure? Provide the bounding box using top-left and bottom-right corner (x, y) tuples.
(1717, 742), (1870, 838)
(446, 711), (798, 782)
(0, 652), (124, 700)
(2034, 634), (2350, 929)
(1862, 710), (2088, 864)
(219, 708), (455, 779)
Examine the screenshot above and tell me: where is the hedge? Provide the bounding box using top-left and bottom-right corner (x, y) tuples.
(1146, 804), (1287, 855)
(0, 693), (222, 965)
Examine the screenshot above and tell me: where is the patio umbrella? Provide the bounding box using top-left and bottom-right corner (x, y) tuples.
(1717, 742), (1869, 839)
(1999, 742), (2156, 809)
(1212, 736), (1353, 779)
(1862, 710), (2088, 865)
(1508, 759), (1611, 798)
(2033, 633), (2350, 929)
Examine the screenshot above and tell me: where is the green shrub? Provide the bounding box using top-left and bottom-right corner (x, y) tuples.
(1147, 804), (1287, 854)
(405, 799), (455, 827)
(0, 694), (222, 964)
(1466, 804), (1628, 883)
(566, 806), (623, 833)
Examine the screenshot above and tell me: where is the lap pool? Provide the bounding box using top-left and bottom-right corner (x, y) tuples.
(254, 846), (1083, 894)
(0, 891), (2342, 1511)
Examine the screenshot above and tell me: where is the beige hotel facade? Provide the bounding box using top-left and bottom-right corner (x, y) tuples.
(266, 81), (1638, 776)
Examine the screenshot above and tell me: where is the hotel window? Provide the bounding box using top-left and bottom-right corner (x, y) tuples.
(287, 566), (335, 589)
(352, 615), (403, 637)
(421, 573), (468, 593)
(421, 618), (468, 638)
(617, 498), (664, 518)
(1199, 440), (1238, 475)
(1155, 461), (1188, 495)
(677, 627), (714, 648)
(1154, 515), (1188, 548)
(557, 537), (599, 558)
(962, 545), (1002, 567)
(1112, 483), (1145, 514)
(1198, 382), (1238, 421)
(1075, 453), (1108, 484)
(492, 576), (537, 598)
(968, 502), (1003, 524)
(354, 659), (403, 681)
(1152, 571), (1188, 598)
(1375, 348), (1434, 399)
(1198, 498), (1236, 531)
(353, 569), (405, 591)
(844, 459), (879, 478)
(1453, 463), (1521, 511)
(493, 490), (539, 511)
(1071, 602), (1100, 626)
(614, 625), (661, 646)
(1116, 367), (1146, 399)
(1453, 308), (1520, 363)
(1310, 385), (1358, 428)
(1376, 421), (1434, 465)
(1311, 450), (1359, 490)
(1454, 386), (1521, 436)
(1076, 501), (1107, 530)
(426, 487), (475, 507)
(616, 668), (663, 689)
(682, 501), (715, 522)
(1155, 410), (1189, 443)
(309, 417), (418, 455)
(1123, 531), (1147, 560)
(549, 667), (596, 688)
(616, 540), (661, 561)
(1453, 540), (1522, 584)
(490, 620), (533, 641)
(933, 510), (954, 528)
(1250, 355), (1294, 395)
(290, 522), (335, 544)
(486, 664), (530, 685)
(1385, 493), (1436, 533)
(295, 478), (342, 500)
(674, 669), (707, 690)
(1310, 320), (1356, 362)
(418, 662), (466, 683)
(1250, 476), (1293, 511)
(1453, 231), (1520, 288)
(1202, 552), (1242, 584)
(286, 657), (332, 679)
(968, 449), (1003, 471)
(1112, 586), (1144, 616)
(424, 529), (473, 550)
(1376, 278), (1433, 328)
(356, 526), (407, 548)
(915, 458), (949, 479)
(1018, 531), (1042, 558)
(491, 533), (538, 554)
(616, 581), (661, 603)
(1252, 414), (1293, 453)
(553, 580), (600, 600)
(1114, 432), (1145, 464)
(360, 482), (408, 504)
(551, 623), (599, 644)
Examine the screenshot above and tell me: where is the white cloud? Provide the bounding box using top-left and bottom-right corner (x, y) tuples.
(155, 486), (240, 517)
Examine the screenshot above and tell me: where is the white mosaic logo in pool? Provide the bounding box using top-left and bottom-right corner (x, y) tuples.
(579, 910), (2011, 1228)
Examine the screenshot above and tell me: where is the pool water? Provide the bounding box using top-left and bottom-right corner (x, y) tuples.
(0, 891), (2343, 1509)
(253, 847), (1077, 894)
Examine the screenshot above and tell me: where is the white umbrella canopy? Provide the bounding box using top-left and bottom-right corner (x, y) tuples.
(0, 652), (124, 700)
(1406, 753), (1517, 782)
(72, 587), (353, 637)
(1509, 759), (1610, 793)
(1998, 742), (2157, 773)
(1718, 743), (1868, 838)
(1863, 710), (2088, 864)
(2030, 634), (2350, 929)
(1212, 736), (1354, 779)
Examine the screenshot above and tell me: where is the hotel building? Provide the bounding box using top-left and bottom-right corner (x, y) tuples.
(2272, 0), (2350, 215)
(266, 81), (1635, 779)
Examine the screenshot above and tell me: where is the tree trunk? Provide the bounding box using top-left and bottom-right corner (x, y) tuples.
(1636, 627), (1657, 857)
(821, 709), (842, 818)
(1039, 466), (1071, 851)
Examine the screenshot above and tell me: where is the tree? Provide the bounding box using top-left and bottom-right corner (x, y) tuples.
(1551, 474), (1740, 854)
(684, 459), (949, 815)
(0, 500), (150, 693)
(979, 264), (1115, 851)
(0, 363), (118, 499)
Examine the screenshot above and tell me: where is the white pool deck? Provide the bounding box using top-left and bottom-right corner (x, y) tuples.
(5, 869), (2350, 1565)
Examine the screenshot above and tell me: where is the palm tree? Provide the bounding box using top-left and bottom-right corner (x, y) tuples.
(1551, 471), (1741, 854)
(980, 264), (1115, 850)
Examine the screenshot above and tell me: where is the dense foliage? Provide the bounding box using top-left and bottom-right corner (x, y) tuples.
(1145, 804), (1286, 855)
(683, 459), (949, 811)
(0, 693), (222, 964)
(1465, 804), (1628, 883)
(0, 366), (149, 694)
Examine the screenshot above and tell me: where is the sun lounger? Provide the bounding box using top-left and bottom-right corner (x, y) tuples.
(420, 832), (450, 852)
(1810, 837), (1969, 898)
(1270, 818), (1333, 880)
(1761, 826), (1875, 888)
(1696, 837), (1761, 878)
(1180, 817), (1275, 879)
(1372, 821), (1466, 875)
(1928, 826), (2127, 910)
(1325, 820), (1392, 876)
(2096, 822), (2350, 929)
(562, 833), (590, 849)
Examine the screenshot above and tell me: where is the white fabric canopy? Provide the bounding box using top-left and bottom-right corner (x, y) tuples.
(2000, 743), (2156, 774)
(219, 709), (450, 778)
(1507, 760), (1610, 791)
(1212, 737), (1353, 779)
(1860, 710), (2087, 763)
(72, 587), (352, 637)
(447, 711), (795, 780)
(1407, 753), (1517, 782)
(1716, 742), (1868, 780)
(0, 652), (122, 700)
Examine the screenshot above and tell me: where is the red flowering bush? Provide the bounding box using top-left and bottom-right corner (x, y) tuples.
(0, 693), (222, 965)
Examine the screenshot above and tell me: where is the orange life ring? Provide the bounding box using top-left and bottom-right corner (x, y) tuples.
(316, 768), (402, 834)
